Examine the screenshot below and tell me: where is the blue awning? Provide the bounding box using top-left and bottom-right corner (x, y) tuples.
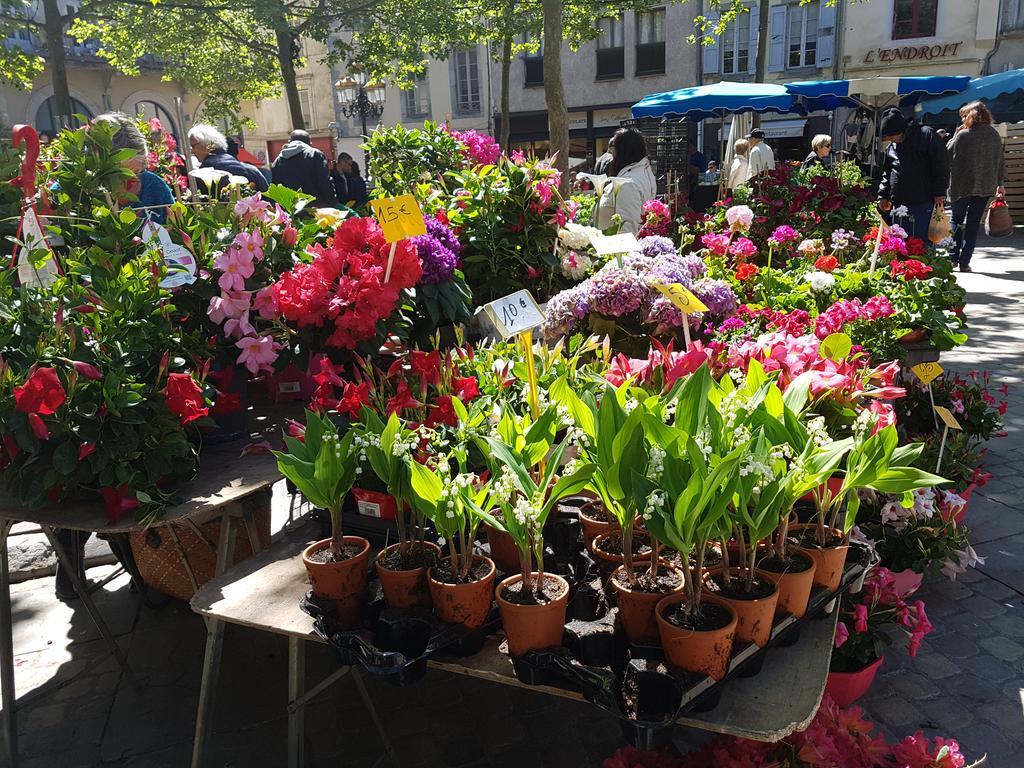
(786, 76), (970, 111)
(631, 81), (800, 120)
(916, 69), (1024, 116)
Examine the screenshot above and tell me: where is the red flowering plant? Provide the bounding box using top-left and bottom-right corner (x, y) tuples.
(637, 199), (672, 239)
(138, 116), (187, 193)
(896, 370), (1007, 444)
(832, 567), (935, 672)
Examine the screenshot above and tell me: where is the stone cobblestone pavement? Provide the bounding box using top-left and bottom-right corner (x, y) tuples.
(0, 234), (1022, 767)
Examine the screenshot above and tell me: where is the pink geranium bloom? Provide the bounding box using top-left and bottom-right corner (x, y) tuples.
(729, 237), (757, 259)
(701, 233), (731, 256)
(834, 621), (849, 648)
(214, 247), (255, 292)
(853, 604), (869, 633)
(725, 204), (754, 232)
(236, 335), (281, 375)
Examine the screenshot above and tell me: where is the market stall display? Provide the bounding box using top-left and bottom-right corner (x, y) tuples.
(0, 118), (1004, 767)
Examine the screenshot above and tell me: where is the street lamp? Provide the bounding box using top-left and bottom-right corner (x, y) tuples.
(335, 66), (386, 167)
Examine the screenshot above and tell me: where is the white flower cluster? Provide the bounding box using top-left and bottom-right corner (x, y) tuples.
(740, 454), (774, 492)
(352, 433), (380, 476)
(513, 498), (541, 528)
(648, 445), (666, 481)
(805, 416), (831, 447)
(438, 471), (474, 519)
(390, 432), (419, 459)
(805, 271), (836, 293)
(853, 409), (877, 440)
(643, 490), (667, 521)
(693, 430), (713, 459)
(491, 468), (516, 507)
(623, 396), (639, 414)
(558, 222), (602, 250)
(661, 399), (677, 424)
(560, 250), (594, 281)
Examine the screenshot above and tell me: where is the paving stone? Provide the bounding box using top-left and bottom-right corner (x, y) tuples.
(919, 698), (978, 731)
(977, 701), (1024, 735)
(864, 696), (922, 729)
(978, 635), (1024, 661)
(962, 594), (1011, 619)
(971, 577), (1021, 602)
(958, 653), (1019, 683)
(946, 673), (1005, 706)
(928, 633), (981, 660)
(907, 651), (961, 680)
(885, 671), (941, 701)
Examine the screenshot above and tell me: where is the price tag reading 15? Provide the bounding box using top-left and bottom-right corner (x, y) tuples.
(369, 194), (427, 243)
(484, 289), (545, 340)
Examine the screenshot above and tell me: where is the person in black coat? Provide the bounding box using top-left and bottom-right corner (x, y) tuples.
(801, 134), (833, 171)
(877, 108), (950, 239)
(336, 152), (368, 208)
(271, 130), (337, 207)
(187, 124), (268, 192)
(330, 156), (349, 206)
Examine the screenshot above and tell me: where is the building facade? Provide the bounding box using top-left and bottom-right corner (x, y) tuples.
(494, 4), (699, 165)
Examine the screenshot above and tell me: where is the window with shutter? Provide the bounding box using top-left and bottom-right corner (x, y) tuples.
(787, 1), (819, 69)
(893, 0), (938, 39)
(453, 50), (481, 115)
(596, 15), (625, 79)
(636, 8), (666, 75)
(721, 6), (751, 75)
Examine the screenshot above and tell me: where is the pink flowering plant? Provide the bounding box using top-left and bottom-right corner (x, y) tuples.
(896, 370), (1007, 443)
(832, 567), (936, 672)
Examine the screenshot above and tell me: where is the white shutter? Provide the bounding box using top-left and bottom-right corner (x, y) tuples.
(703, 11), (720, 75)
(748, 4), (760, 75)
(768, 5), (787, 73)
(816, 2), (836, 69)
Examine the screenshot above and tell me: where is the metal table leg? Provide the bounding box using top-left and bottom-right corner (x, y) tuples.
(353, 668), (401, 767)
(190, 512), (238, 768)
(41, 526), (136, 687)
(1, 519), (17, 768)
(287, 637), (305, 768)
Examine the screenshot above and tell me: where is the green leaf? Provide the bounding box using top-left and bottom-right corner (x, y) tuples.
(53, 441), (78, 476)
(820, 332), (852, 361)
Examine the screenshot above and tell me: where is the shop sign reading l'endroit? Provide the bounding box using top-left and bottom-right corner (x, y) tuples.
(864, 41), (964, 64)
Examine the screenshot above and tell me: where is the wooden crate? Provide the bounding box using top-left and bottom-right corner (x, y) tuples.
(1000, 123), (1024, 220)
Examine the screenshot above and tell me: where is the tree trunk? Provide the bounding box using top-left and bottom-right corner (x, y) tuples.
(42, 0), (71, 128)
(500, 33), (512, 152)
(751, 0), (769, 128)
(274, 21), (305, 131)
(541, 0), (568, 192)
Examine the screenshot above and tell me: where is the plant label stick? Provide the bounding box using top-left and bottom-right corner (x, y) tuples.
(935, 424), (949, 473)
(653, 283), (708, 350)
(483, 289), (544, 340)
(521, 328), (541, 421)
(932, 405), (962, 472)
(912, 362), (944, 429)
(369, 194), (426, 282)
(869, 220), (885, 275)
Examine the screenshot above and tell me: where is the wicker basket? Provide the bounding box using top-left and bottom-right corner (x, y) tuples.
(129, 493), (272, 601)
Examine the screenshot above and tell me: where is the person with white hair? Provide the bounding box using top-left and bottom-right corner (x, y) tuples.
(187, 124), (268, 191)
(89, 112), (175, 224)
(801, 134), (833, 171)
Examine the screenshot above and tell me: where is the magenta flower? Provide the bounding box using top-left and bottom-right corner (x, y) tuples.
(769, 225), (799, 245)
(214, 247), (255, 292)
(701, 233), (731, 256)
(234, 231), (265, 262)
(853, 604), (869, 633)
(834, 621), (849, 649)
(236, 335), (281, 375)
(729, 237), (757, 259)
(224, 311), (256, 339)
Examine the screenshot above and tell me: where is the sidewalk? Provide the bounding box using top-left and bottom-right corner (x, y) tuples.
(0, 234), (1022, 767)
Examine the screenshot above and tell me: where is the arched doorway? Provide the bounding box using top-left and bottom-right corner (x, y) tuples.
(131, 100), (179, 146)
(34, 96), (93, 135)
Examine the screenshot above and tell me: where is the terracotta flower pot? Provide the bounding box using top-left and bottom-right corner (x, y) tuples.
(374, 541), (441, 609)
(704, 567), (779, 648)
(579, 501), (618, 553)
(794, 524), (849, 592)
(655, 593), (737, 681)
(756, 551), (817, 619)
(825, 655), (884, 707)
(484, 524), (523, 574)
(495, 573), (570, 656)
(897, 328), (928, 345)
(591, 531), (653, 578)
(610, 563), (685, 643)
(890, 567), (924, 597)
(428, 555), (497, 629)
(301, 536), (371, 628)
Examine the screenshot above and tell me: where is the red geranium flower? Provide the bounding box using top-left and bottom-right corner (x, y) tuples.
(814, 254), (839, 272)
(890, 259), (933, 281)
(906, 237), (927, 256)
(735, 263), (759, 282)
(163, 373), (208, 425)
(13, 367), (66, 415)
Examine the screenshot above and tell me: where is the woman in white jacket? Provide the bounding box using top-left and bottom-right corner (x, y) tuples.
(594, 127), (657, 234)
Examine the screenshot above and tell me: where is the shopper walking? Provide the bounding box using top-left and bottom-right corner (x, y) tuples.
(728, 139), (749, 191)
(802, 134), (832, 171)
(335, 153), (368, 208)
(745, 128), (775, 181)
(271, 130), (337, 206)
(876, 108), (949, 240)
(946, 100), (1005, 272)
(594, 126), (657, 234)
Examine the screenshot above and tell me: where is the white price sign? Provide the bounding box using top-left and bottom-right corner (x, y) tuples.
(591, 232), (640, 256)
(484, 290), (545, 340)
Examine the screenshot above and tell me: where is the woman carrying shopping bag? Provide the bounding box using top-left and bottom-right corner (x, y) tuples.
(946, 100), (1005, 272)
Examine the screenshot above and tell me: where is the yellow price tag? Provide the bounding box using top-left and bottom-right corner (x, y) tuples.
(911, 362), (944, 386)
(654, 283), (709, 314)
(933, 406), (962, 431)
(369, 194), (427, 243)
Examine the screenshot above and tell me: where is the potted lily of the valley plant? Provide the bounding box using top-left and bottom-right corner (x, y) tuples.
(273, 410), (366, 627)
(355, 410), (440, 608)
(482, 405), (595, 656)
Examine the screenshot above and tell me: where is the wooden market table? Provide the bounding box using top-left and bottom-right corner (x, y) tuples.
(0, 409), (291, 768)
(191, 520), (840, 768)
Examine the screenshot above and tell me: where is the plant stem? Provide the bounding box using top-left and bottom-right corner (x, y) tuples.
(330, 507), (344, 560)
(648, 540), (659, 583)
(622, 523), (636, 586)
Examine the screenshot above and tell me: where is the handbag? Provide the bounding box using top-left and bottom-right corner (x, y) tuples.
(927, 204), (952, 244)
(985, 197), (1014, 238)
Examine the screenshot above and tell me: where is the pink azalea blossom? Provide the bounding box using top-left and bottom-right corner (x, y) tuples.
(214, 247), (255, 292)
(236, 335), (281, 375)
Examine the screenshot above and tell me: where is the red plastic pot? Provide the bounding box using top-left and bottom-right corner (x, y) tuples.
(825, 655), (884, 707)
(800, 476), (844, 504)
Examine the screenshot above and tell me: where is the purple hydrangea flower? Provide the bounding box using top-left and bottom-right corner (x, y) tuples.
(638, 236), (676, 259)
(643, 295), (684, 328)
(692, 278), (737, 317)
(543, 286), (590, 339)
(648, 253), (706, 286)
(411, 217), (461, 285)
(587, 265), (647, 317)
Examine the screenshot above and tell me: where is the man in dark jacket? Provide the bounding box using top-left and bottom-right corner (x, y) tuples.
(188, 124), (269, 192)
(271, 130), (337, 206)
(877, 108), (949, 240)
